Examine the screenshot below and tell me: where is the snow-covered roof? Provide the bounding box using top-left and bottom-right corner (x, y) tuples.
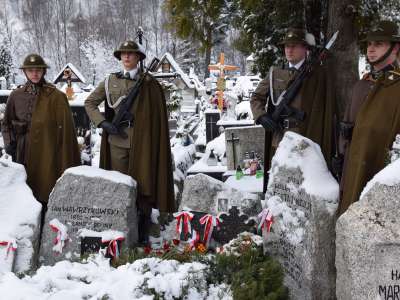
(53, 63), (87, 84)
(157, 52), (195, 90)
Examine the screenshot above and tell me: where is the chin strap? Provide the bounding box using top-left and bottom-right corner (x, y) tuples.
(368, 42), (396, 66)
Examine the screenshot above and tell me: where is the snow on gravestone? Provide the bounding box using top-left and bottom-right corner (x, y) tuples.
(264, 132), (338, 300)
(39, 166), (138, 266)
(0, 157), (42, 273)
(336, 159), (400, 300)
(179, 173), (261, 217)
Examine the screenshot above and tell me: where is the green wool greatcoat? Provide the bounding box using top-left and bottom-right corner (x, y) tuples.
(86, 73), (175, 213)
(338, 68), (400, 215)
(2, 83), (81, 203)
(251, 61), (338, 191)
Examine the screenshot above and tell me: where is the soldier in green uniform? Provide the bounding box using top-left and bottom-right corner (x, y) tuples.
(251, 28), (337, 191)
(1, 54), (80, 204)
(338, 21), (400, 215)
(85, 41), (175, 245)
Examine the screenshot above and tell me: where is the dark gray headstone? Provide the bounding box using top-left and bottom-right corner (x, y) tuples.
(39, 166), (137, 266)
(205, 109), (221, 143)
(180, 173), (261, 217)
(336, 159), (400, 300)
(225, 125), (264, 170)
(264, 132), (338, 300)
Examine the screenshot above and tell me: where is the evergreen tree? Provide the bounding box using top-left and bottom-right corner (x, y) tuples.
(164, 0), (233, 78)
(0, 42), (12, 85)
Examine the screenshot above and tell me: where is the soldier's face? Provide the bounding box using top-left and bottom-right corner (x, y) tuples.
(121, 52), (140, 70)
(367, 41), (400, 69)
(284, 43), (307, 64)
(24, 68), (44, 83)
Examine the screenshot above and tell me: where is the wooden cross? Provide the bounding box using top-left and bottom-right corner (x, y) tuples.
(208, 53), (239, 111)
(226, 132), (240, 169)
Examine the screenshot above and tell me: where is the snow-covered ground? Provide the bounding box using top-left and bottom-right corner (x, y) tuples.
(0, 254), (232, 300)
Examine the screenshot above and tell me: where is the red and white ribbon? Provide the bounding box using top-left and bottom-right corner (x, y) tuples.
(0, 240), (17, 258)
(50, 222), (69, 254)
(199, 214), (220, 248)
(173, 211), (194, 240)
(103, 237), (125, 259)
(258, 208), (274, 233)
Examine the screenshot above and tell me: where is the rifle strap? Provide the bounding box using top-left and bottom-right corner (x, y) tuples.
(105, 75), (127, 109)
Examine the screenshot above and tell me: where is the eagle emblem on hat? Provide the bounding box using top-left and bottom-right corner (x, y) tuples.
(288, 32), (293, 38)
(124, 42), (129, 46)
(30, 56), (36, 62)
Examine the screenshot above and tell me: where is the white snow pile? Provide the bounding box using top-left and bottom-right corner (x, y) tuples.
(231, 75), (260, 99)
(266, 196), (306, 245)
(0, 157), (42, 273)
(0, 254), (232, 300)
(206, 132), (226, 160)
(234, 101), (253, 120)
(360, 158), (400, 200)
(269, 131), (339, 204)
(64, 165), (136, 187)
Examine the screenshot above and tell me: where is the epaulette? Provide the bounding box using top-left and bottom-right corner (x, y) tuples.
(43, 83), (56, 89)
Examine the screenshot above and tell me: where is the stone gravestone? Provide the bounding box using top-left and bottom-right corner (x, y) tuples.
(40, 166), (137, 266)
(0, 158), (42, 274)
(225, 125), (265, 170)
(264, 132), (338, 300)
(180, 173), (261, 217)
(336, 159), (400, 300)
(179, 173), (260, 244)
(205, 109), (221, 143)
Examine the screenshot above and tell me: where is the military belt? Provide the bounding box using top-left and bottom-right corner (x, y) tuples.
(282, 118), (300, 129)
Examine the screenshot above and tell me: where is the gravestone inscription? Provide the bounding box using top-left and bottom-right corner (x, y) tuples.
(39, 166), (137, 266)
(336, 159), (400, 300)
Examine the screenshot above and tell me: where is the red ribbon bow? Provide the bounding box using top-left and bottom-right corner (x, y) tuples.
(0, 240), (17, 258)
(173, 211), (194, 240)
(50, 223), (69, 254)
(199, 214), (220, 248)
(258, 208), (274, 233)
(103, 237), (125, 259)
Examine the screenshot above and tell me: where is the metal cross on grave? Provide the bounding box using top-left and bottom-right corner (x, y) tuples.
(226, 132), (240, 169)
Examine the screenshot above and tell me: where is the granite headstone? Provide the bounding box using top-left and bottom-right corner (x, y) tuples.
(225, 125), (264, 170)
(39, 166), (137, 266)
(264, 132), (338, 300)
(179, 173), (261, 217)
(336, 159), (400, 300)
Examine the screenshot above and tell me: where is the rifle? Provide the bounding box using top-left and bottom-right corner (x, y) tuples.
(111, 57), (160, 138)
(271, 31), (339, 125)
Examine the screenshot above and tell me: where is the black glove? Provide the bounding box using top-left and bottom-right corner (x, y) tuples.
(99, 121), (119, 135)
(257, 114), (281, 132)
(4, 143), (16, 158)
(331, 155), (344, 179)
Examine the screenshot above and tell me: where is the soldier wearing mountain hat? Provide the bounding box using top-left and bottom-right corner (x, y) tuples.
(85, 40), (175, 245)
(338, 20), (400, 215)
(1, 54), (80, 204)
(251, 28), (338, 192)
